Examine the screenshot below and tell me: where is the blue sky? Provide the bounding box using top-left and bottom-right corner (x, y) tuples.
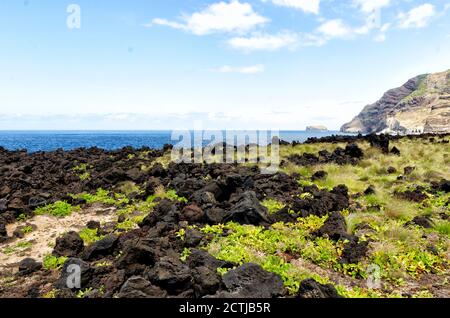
(0, 0), (449, 130)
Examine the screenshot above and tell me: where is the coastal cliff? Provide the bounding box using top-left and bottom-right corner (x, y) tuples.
(341, 70), (450, 134)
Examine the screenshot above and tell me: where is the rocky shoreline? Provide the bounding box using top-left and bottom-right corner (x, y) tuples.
(0, 133), (449, 298)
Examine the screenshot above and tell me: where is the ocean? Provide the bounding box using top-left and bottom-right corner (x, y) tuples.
(0, 131), (354, 153)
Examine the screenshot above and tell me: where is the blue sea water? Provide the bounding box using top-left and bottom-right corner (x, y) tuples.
(0, 131), (353, 153)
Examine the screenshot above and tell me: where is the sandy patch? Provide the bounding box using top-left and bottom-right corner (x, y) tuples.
(0, 204), (117, 271)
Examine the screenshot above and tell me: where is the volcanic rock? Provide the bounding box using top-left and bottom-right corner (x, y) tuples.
(314, 211), (349, 241)
(55, 258), (92, 290)
(311, 171), (328, 181)
(180, 204), (204, 223)
(18, 258), (42, 276)
(407, 216), (434, 229)
(147, 255), (192, 295)
(118, 276), (167, 298)
(340, 238), (369, 265)
(82, 235), (118, 261)
(297, 279), (341, 298)
(222, 191), (270, 225)
(53, 231), (84, 258)
(214, 263), (284, 298)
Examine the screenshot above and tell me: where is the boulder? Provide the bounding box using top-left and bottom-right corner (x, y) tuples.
(344, 143), (364, 159)
(18, 258), (42, 276)
(407, 216), (434, 229)
(140, 199), (179, 228)
(192, 266), (222, 297)
(311, 171), (328, 181)
(28, 196), (48, 209)
(433, 179), (450, 193)
(147, 255), (192, 295)
(387, 166), (397, 174)
(293, 185), (349, 218)
(368, 134), (390, 153)
(8, 197), (25, 211)
(0, 222), (7, 240)
(183, 229), (204, 247)
(118, 276), (168, 298)
(339, 238), (369, 264)
(86, 220), (101, 230)
(297, 279), (341, 298)
(206, 207), (226, 224)
(116, 239), (155, 269)
(364, 185), (376, 195)
(396, 189), (428, 202)
(53, 231), (84, 257)
(186, 249), (228, 270)
(390, 146), (401, 156)
(222, 191), (270, 225)
(82, 235), (118, 261)
(0, 198), (8, 212)
(215, 263), (284, 298)
(55, 258), (92, 290)
(180, 204), (204, 223)
(314, 211), (349, 241)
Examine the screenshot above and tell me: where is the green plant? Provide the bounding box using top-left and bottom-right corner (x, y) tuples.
(72, 163), (92, 181)
(2, 246), (16, 255)
(180, 248), (191, 262)
(117, 181), (142, 196)
(200, 224), (224, 235)
(71, 188), (129, 206)
(43, 255), (67, 270)
(79, 228), (104, 245)
(16, 241), (33, 249)
(22, 226), (33, 234)
(217, 267), (231, 276)
(79, 172), (91, 181)
(145, 186), (189, 204)
(299, 193), (314, 200)
(116, 219), (136, 231)
(72, 163), (90, 172)
(17, 214), (28, 222)
(401, 75), (428, 103)
(433, 221), (450, 237)
(35, 201), (80, 217)
(42, 289), (57, 298)
(412, 290), (434, 298)
(95, 261), (113, 267)
(261, 198), (285, 214)
(76, 287), (93, 298)
(176, 228), (186, 241)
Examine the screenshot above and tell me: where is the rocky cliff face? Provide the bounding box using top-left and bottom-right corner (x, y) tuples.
(341, 70), (450, 134)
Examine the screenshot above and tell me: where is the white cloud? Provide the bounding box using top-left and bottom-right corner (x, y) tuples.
(212, 65), (265, 74)
(149, 1), (268, 35)
(299, 33), (327, 46)
(398, 3), (435, 29)
(353, 0), (391, 13)
(317, 19), (353, 38)
(149, 18), (186, 31)
(374, 33), (386, 42)
(264, 0), (320, 14)
(228, 32), (298, 51)
(373, 23), (390, 42)
(380, 22), (391, 33)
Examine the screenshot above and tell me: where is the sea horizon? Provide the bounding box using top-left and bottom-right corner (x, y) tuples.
(0, 130), (353, 153)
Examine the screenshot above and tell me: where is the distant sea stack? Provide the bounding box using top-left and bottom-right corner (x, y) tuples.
(306, 125), (328, 132)
(341, 70), (450, 134)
